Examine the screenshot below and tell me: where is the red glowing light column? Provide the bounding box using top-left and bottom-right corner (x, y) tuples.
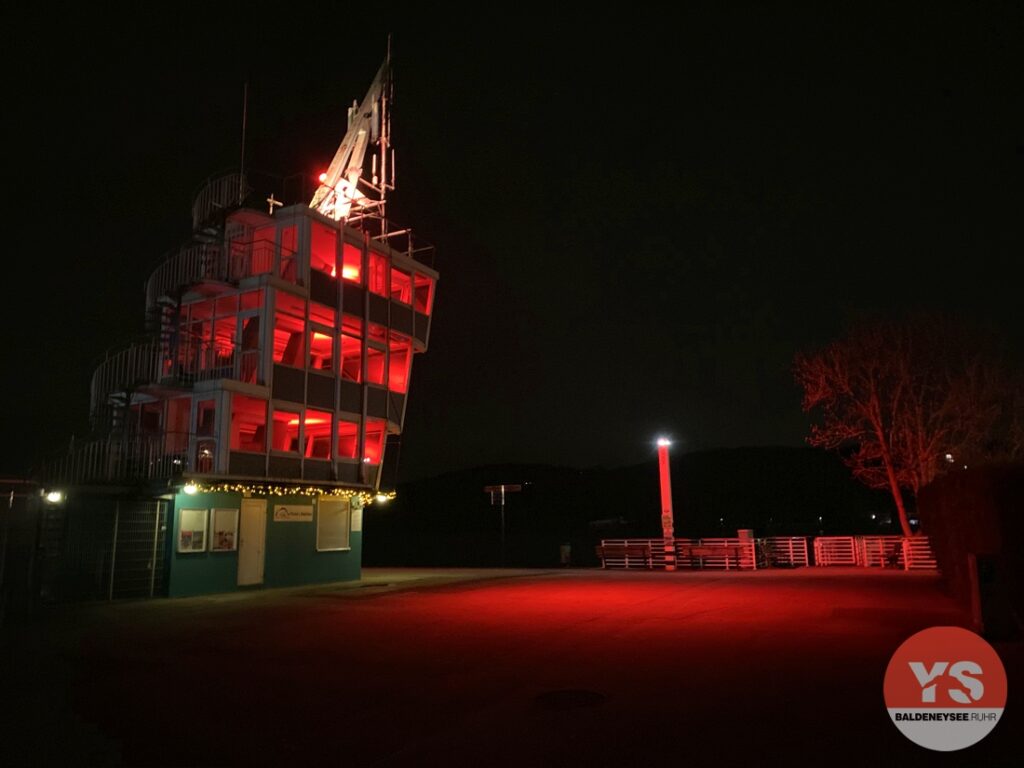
(657, 438), (675, 569)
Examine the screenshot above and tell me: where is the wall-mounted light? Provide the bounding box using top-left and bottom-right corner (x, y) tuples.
(44, 490), (64, 504)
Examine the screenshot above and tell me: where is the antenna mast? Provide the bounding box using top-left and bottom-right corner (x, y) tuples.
(239, 80), (249, 204)
(309, 43), (395, 232)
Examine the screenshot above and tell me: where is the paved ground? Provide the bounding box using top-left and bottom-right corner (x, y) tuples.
(2, 567), (1020, 766)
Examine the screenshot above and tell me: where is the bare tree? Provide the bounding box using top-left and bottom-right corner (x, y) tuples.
(794, 315), (1017, 536)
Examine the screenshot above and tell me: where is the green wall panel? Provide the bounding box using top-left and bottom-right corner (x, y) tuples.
(167, 491), (361, 597)
(264, 495), (361, 587)
(167, 491), (242, 598)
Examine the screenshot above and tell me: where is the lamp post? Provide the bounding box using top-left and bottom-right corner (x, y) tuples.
(657, 438), (676, 570)
(483, 484), (522, 566)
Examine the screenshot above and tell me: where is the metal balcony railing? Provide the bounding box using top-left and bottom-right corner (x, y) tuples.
(145, 242), (226, 310)
(192, 173), (247, 232)
(145, 238), (295, 311)
(39, 432), (193, 486)
(90, 341), (161, 427)
(161, 342), (260, 386)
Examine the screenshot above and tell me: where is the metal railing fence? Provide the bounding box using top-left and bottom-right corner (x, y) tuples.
(39, 434), (190, 486)
(35, 499), (168, 603)
(598, 535), (937, 572)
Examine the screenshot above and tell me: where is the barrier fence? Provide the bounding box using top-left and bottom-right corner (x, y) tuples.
(597, 538), (758, 570)
(813, 536), (858, 566)
(597, 535), (937, 572)
(763, 536), (810, 567)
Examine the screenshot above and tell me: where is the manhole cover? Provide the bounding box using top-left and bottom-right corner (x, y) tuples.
(534, 689), (605, 711)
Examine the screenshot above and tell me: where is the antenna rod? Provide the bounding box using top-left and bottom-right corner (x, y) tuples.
(239, 80), (249, 204)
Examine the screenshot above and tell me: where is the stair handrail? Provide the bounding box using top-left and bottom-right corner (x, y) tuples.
(145, 242), (226, 310)
(89, 340), (161, 429)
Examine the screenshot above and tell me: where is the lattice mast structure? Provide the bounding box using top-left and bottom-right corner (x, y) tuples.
(309, 47), (395, 235)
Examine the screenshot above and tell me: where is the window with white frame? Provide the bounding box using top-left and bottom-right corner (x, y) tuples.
(317, 498), (351, 551)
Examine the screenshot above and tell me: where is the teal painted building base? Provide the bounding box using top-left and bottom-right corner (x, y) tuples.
(167, 491), (362, 598)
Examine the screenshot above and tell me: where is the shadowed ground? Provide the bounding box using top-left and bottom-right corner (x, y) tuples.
(2, 568), (1019, 766)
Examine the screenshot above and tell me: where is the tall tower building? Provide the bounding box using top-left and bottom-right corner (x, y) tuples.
(39, 55), (436, 598)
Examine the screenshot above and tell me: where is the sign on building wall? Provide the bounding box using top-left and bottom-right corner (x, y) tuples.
(273, 504), (313, 522)
(178, 508), (208, 552)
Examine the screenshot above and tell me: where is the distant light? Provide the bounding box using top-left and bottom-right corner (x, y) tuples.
(944, 453), (954, 463)
(318, 172), (328, 183)
(183, 483), (198, 495)
(871, 514), (876, 520)
(375, 493), (391, 504)
(818, 516), (823, 522)
(44, 490), (64, 504)
(656, 437), (671, 447)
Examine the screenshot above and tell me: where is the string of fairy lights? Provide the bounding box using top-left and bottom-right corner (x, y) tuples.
(181, 481), (396, 505)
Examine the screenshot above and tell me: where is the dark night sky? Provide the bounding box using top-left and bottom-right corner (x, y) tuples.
(4, 7), (1022, 480)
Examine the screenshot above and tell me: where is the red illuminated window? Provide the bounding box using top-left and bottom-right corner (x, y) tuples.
(341, 243), (362, 283)
(179, 297), (249, 378)
(337, 419), (359, 459)
(273, 293), (306, 368)
(166, 398), (190, 453)
(185, 300), (214, 361)
(388, 334), (412, 393)
(366, 346), (386, 385)
(239, 316), (260, 383)
(197, 399), (216, 437)
(309, 330), (334, 371)
(196, 439), (215, 473)
(304, 410), (333, 459)
(390, 268), (412, 304)
(368, 252), (388, 296)
(340, 331), (361, 382)
(208, 316), (235, 375)
(271, 408), (300, 453)
(138, 402), (162, 435)
(197, 398), (217, 470)
(252, 226), (275, 275)
(364, 419), (386, 464)
(230, 395), (267, 452)
(310, 221), (337, 278)
(280, 225), (298, 282)
(414, 274), (434, 315)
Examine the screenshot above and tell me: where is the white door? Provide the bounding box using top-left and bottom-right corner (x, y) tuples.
(238, 499), (267, 586)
